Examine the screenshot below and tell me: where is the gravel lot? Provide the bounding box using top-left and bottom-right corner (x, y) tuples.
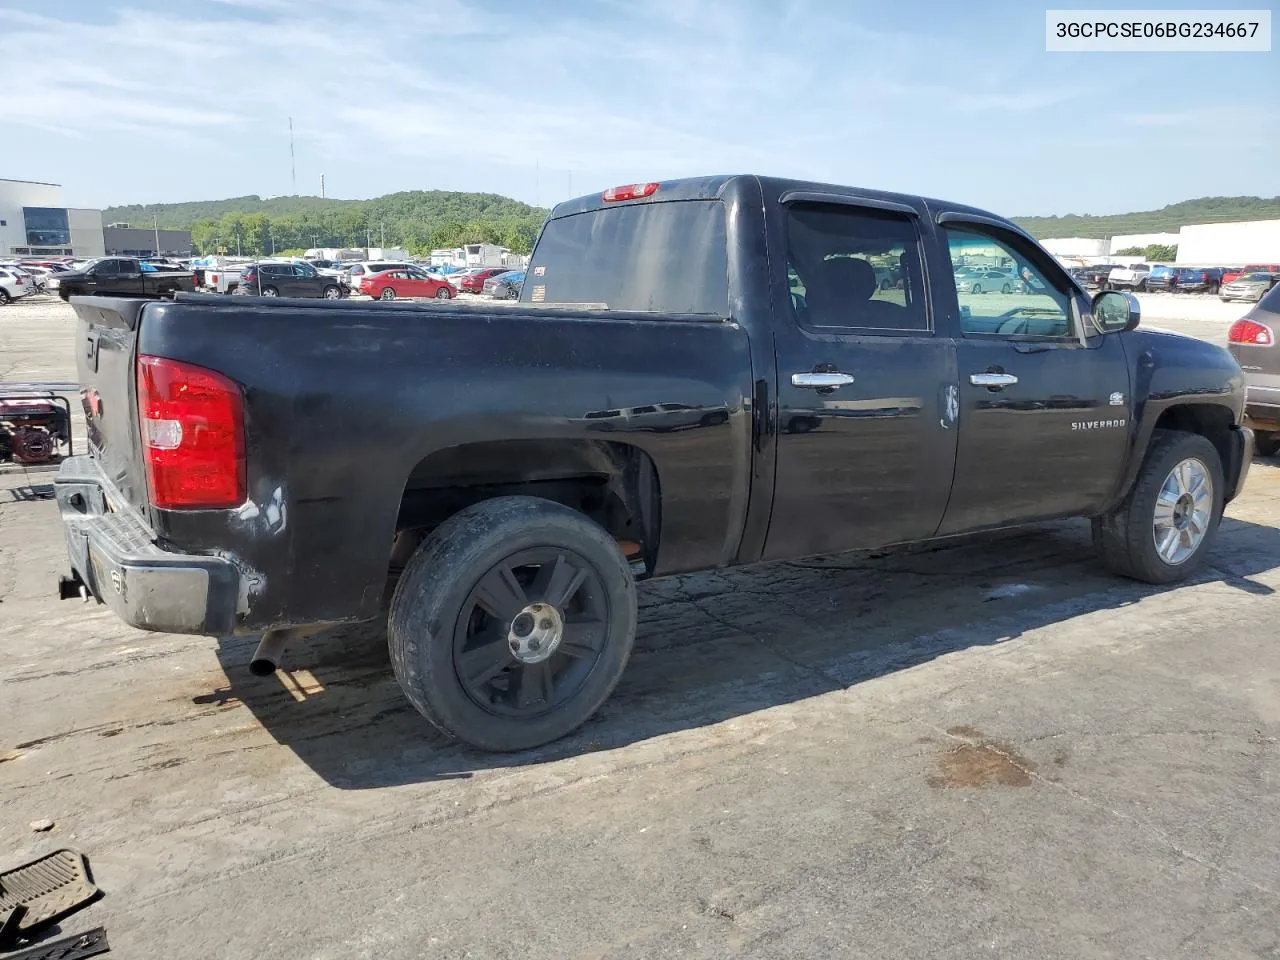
(2, 293), (1278, 959)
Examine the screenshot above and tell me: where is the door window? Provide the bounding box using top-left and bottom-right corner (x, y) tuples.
(785, 203), (928, 332)
(293, 263), (317, 278)
(943, 226), (1073, 339)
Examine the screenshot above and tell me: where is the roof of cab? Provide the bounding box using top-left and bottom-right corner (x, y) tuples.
(547, 173), (1025, 237)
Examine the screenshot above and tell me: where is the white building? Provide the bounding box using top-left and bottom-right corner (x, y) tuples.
(0, 178), (105, 258)
(1040, 237), (1107, 258)
(1176, 219), (1280, 265)
(1108, 232), (1179, 254)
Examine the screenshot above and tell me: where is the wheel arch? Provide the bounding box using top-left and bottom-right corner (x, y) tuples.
(388, 438), (662, 588)
(1107, 401), (1244, 512)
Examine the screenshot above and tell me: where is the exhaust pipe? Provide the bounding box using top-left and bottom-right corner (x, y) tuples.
(249, 625), (321, 677)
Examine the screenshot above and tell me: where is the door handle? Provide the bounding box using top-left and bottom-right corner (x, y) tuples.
(969, 372), (1018, 387)
(792, 372), (855, 389)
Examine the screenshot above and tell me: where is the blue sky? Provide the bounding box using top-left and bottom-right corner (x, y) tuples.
(1, 0), (1276, 215)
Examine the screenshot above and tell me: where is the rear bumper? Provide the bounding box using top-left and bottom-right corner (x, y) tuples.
(54, 456), (242, 635)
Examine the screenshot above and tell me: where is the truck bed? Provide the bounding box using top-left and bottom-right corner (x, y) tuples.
(67, 293), (754, 632)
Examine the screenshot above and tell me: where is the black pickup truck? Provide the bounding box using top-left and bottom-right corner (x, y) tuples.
(55, 257), (197, 301)
(54, 175), (1252, 751)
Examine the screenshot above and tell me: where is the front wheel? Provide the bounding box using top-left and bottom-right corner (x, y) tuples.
(435, 286), (452, 299)
(1001, 283), (1012, 294)
(971, 284), (983, 295)
(262, 286), (279, 297)
(322, 285), (341, 299)
(1092, 430), (1224, 584)
(388, 496), (637, 752)
(380, 287), (396, 300)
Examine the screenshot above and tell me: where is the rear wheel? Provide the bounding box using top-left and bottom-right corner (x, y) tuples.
(0, 289), (10, 305)
(388, 496), (637, 752)
(435, 286), (452, 299)
(1255, 433), (1280, 457)
(380, 287), (396, 300)
(262, 286), (279, 297)
(1092, 430), (1224, 584)
(1001, 283), (1012, 294)
(322, 285), (341, 299)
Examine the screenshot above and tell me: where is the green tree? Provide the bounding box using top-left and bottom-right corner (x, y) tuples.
(1145, 243), (1177, 262)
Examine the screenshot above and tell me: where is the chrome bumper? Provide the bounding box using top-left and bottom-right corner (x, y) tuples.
(54, 456), (241, 635)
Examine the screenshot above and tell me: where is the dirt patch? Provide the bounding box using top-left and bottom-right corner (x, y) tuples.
(929, 727), (1034, 789)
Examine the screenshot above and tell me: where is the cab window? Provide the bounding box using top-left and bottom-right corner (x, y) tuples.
(785, 203), (928, 333)
(943, 226), (1073, 339)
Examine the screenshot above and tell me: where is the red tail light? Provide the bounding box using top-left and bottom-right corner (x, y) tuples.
(136, 355), (246, 509)
(1229, 318), (1274, 346)
(603, 182), (659, 202)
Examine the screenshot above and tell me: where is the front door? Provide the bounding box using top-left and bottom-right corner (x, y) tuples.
(763, 198), (959, 561)
(935, 219), (1132, 534)
(291, 263), (319, 295)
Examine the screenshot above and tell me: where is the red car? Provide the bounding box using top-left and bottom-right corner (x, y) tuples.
(361, 267), (456, 301)
(1223, 264), (1280, 285)
(456, 267), (510, 294)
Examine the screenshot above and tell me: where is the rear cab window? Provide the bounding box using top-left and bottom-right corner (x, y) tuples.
(524, 200), (729, 314)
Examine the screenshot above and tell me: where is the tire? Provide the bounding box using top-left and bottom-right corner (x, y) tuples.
(879, 279), (891, 291)
(1001, 283), (1012, 294)
(262, 286), (279, 297)
(434, 286), (452, 299)
(388, 496), (637, 752)
(1136, 280), (1147, 292)
(1255, 433), (1280, 457)
(380, 287), (396, 300)
(972, 284), (983, 295)
(1091, 429), (1224, 584)
(322, 285), (341, 299)
(0, 289), (9, 305)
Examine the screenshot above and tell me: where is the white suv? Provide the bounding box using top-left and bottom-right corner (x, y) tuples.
(0, 266), (32, 303)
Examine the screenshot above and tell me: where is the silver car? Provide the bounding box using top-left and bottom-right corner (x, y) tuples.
(953, 267), (1017, 294)
(1220, 272), (1280, 303)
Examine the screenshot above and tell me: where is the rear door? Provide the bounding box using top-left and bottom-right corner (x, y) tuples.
(291, 262), (321, 295)
(934, 216), (1131, 533)
(763, 196), (959, 560)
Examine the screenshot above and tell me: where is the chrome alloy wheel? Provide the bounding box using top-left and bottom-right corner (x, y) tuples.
(1152, 457), (1213, 565)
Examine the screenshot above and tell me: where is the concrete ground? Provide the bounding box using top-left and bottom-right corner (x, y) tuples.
(1, 294), (1278, 959)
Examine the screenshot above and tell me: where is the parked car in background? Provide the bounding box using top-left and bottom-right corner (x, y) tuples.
(482, 269), (525, 299)
(1221, 272), (1280, 303)
(55, 258), (197, 300)
(344, 260), (416, 288)
(1075, 264), (1117, 289)
(203, 264), (246, 294)
(361, 267), (456, 300)
(234, 261), (348, 298)
(1174, 267), (1224, 294)
(454, 266), (510, 293)
(1145, 264), (1178, 292)
(0, 267), (31, 303)
(953, 267), (1016, 294)
(1223, 264), (1280, 285)
(1227, 282), (1280, 455)
(16, 265), (54, 292)
(1108, 263), (1152, 290)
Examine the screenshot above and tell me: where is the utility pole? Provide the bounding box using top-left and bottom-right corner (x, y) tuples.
(320, 173), (325, 199)
(153, 216), (161, 256)
(381, 221), (386, 248)
(289, 117), (296, 195)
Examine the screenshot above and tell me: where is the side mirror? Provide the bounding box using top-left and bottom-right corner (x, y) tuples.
(1094, 290), (1139, 334)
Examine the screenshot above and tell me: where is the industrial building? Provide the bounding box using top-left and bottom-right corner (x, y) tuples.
(102, 225), (194, 257)
(1, 178), (193, 259)
(1042, 221), (1279, 266)
(0, 178), (105, 258)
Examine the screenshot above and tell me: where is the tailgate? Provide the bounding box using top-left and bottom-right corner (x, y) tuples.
(72, 297), (151, 510)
